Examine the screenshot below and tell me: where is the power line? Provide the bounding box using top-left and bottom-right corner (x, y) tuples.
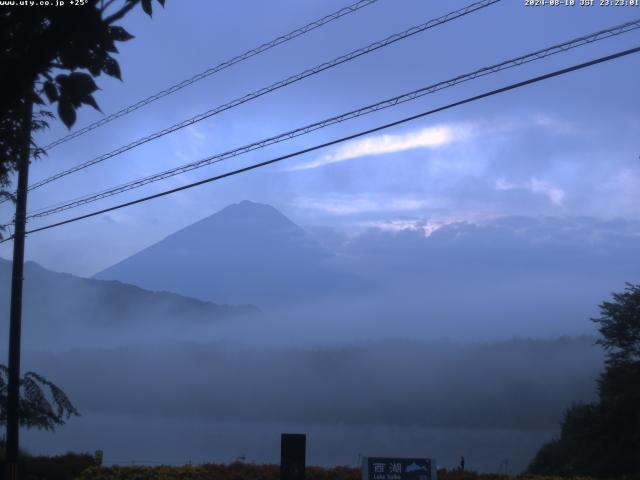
(2, 44), (636, 243)
(25, 18), (640, 220)
(24, 0), (500, 193)
(40, 0), (381, 152)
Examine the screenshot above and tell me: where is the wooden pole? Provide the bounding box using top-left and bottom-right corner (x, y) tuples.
(5, 92), (33, 480)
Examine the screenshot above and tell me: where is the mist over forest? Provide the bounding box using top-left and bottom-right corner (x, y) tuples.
(15, 337), (602, 430)
(2, 202), (637, 472)
(3, 337), (604, 472)
(2, 0), (640, 477)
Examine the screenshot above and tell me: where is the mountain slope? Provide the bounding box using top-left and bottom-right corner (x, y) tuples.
(95, 201), (362, 307)
(0, 258), (255, 349)
(93, 203), (640, 339)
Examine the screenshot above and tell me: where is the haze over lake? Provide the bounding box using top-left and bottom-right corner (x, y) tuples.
(2, 201), (635, 472)
(1, 0), (639, 474)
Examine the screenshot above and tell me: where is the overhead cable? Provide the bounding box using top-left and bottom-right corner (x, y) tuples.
(40, 0), (382, 151)
(26, 18), (640, 219)
(25, 0), (501, 193)
(1, 44), (635, 243)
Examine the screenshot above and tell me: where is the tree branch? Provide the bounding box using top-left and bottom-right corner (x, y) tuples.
(104, 0), (139, 25)
(101, 0), (118, 13)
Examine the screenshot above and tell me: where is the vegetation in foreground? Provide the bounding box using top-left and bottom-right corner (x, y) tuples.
(64, 462), (608, 480)
(0, 449), (622, 480)
(527, 284), (640, 477)
(1, 282), (637, 479)
(2, 444), (638, 480)
(0, 366), (79, 431)
(0, 442), (94, 480)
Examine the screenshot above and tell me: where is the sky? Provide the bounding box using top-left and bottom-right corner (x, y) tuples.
(1, 0), (639, 276)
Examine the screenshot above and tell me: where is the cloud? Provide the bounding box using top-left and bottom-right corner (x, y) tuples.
(606, 167), (640, 199)
(292, 194), (439, 216)
(173, 125), (209, 164)
(532, 114), (577, 135)
(357, 219), (444, 236)
(290, 124), (470, 171)
(495, 178), (566, 207)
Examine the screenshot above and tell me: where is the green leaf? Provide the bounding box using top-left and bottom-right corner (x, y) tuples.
(57, 100), (76, 129)
(55, 73), (69, 85)
(69, 72), (98, 93)
(84, 94), (102, 113)
(141, 0), (153, 16)
(104, 39), (119, 54)
(88, 61), (102, 77)
(103, 56), (122, 80)
(32, 92), (45, 105)
(109, 25), (135, 42)
(55, 73), (102, 116)
(43, 81), (59, 103)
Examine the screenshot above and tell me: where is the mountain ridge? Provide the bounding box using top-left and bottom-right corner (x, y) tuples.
(94, 200), (364, 307)
(0, 257), (256, 349)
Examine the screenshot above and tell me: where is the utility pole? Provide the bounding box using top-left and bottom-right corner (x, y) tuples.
(5, 91), (33, 480)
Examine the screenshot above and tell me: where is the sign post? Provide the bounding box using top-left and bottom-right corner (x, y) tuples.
(362, 457), (437, 480)
(280, 433), (306, 480)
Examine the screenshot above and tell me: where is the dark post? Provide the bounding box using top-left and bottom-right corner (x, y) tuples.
(280, 433), (306, 480)
(5, 93), (33, 480)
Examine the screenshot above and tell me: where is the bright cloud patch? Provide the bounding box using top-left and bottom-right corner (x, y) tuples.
(291, 124), (467, 171)
(358, 219), (444, 236)
(293, 194), (438, 216)
(496, 178), (565, 207)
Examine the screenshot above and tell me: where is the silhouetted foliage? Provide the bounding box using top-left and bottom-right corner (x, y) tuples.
(595, 284), (640, 366)
(0, 442), (95, 480)
(528, 283), (640, 477)
(0, 0), (165, 231)
(73, 464), (519, 480)
(0, 364), (79, 431)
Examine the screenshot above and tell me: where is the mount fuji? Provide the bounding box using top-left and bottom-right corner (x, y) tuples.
(95, 201), (363, 307)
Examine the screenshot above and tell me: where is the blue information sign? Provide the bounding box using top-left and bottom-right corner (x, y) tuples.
(362, 457), (436, 480)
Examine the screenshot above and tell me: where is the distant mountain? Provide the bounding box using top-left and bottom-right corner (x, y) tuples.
(328, 215), (640, 339)
(95, 201), (364, 307)
(0, 258), (255, 349)
(93, 202), (640, 338)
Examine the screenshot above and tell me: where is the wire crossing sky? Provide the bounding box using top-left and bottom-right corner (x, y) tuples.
(24, 0), (501, 194)
(2, 44), (636, 244)
(24, 18), (640, 220)
(2, 0), (638, 277)
(39, 0), (381, 152)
